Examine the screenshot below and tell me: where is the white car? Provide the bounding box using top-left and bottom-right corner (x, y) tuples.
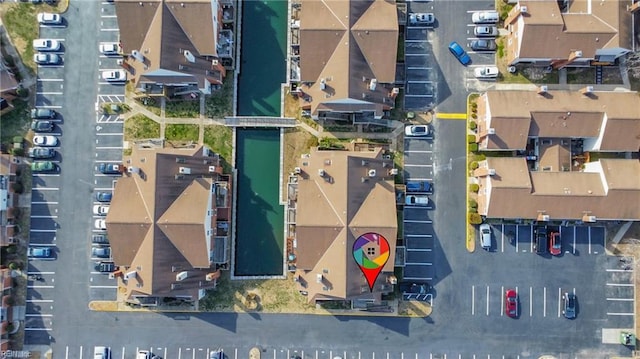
(101, 70), (126, 82)
(99, 42), (119, 55)
(33, 135), (58, 147)
(480, 223), (492, 250)
(94, 219), (107, 230)
(33, 39), (61, 51)
(405, 125), (430, 137)
(474, 66), (499, 79)
(472, 11), (499, 24)
(37, 13), (62, 25)
(93, 205), (110, 216)
(93, 346), (111, 359)
(136, 351), (151, 359)
(405, 195), (429, 206)
(408, 13), (435, 26)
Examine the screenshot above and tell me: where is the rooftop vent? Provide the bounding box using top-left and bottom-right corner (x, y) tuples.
(294, 167), (302, 174)
(176, 271), (188, 281)
(320, 78), (326, 90)
(487, 128), (496, 135)
(171, 283), (182, 290)
(184, 50), (196, 63)
(361, 160), (369, 166)
(537, 85), (548, 94)
(124, 270), (137, 280)
(131, 50), (145, 62)
(179, 167), (191, 174)
(388, 168), (398, 175)
(368, 169), (377, 177)
(318, 169), (325, 177)
(128, 166), (140, 174)
(175, 174), (185, 180)
(209, 166), (216, 173)
(361, 177), (368, 183)
(369, 79), (377, 91)
(316, 274), (323, 283)
(488, 168), (496, 176)
(520, 5), (528, 13)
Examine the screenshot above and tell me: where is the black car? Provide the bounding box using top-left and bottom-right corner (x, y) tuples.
(31, 120), (54, 132)
(95, 262), (116, 273)
(27, 147), (55, 159)
(470, 39), (497, 51)
(534, 226), (548, 254)
(31, 108), (57, 119)
(563, 292), (576, 319)
(92, 234), (109, 244)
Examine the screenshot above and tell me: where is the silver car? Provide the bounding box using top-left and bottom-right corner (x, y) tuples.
(480, 223), (492, 250)
(474, 26), (498, 37)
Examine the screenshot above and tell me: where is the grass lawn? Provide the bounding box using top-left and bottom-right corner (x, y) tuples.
(123, 114), (160, 141)
(165, 124), (199, 141)
(165, 99), (200, 118)
(202, 125), (232, 170)
(205, 72), (233, 118)
(135, 97), (161, 116)
(0, 99), (31, 150)
(1, 4), (39, 73)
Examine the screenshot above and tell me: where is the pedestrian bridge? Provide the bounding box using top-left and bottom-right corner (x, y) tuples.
(223, 116), (296, 127)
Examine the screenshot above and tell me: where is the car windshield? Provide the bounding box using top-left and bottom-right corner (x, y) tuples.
(413, 127), (426, 133)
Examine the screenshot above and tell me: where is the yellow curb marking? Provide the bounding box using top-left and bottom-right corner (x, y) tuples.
(436, 113), (467, 120)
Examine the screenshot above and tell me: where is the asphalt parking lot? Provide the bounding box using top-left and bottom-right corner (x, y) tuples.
(58, 344), (531, 359)
(25, 0), (124, 338)
(404, 3), (436, 111)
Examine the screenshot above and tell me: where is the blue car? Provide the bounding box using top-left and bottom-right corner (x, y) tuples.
(406, 181), (433, 193)
(99, 163), (121, 175)
(95, 192), (112, 202)
(448, 41), (471, 65)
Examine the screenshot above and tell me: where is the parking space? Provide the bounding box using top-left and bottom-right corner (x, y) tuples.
(88, 4), (124, 299)
(470, 284), (575, 319)
(404, 10), (436, 111)
(488, 224), (605, 255)
(604, 256), (635, 328)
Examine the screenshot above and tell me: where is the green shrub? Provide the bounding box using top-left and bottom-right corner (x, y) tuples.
(469, 161), (479, 170)
(471, 102), (478, 109)
(468, 213), (483, 225)
(11, 182), (23, 194)
(468, 199), (478, 208)
(16, 87), (29, 98)
(469, 183), (480, 193)
(469, 121), (477, 130)
(13, 136), (23, 144)
(6, 245), (17, 254)
(475, 154), (486, 161)
(471, 113), (478, 119)
(467, 134), (476, 143)
(469, 206), (478, 214)
(8, 262), (18, 270)
(11, 148), (24, 156)
(469, 143), (479, 152)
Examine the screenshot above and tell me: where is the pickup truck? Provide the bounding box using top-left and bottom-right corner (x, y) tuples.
(406, 181), (432, 193)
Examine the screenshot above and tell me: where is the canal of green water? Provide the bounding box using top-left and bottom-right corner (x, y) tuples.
(234, 0), (287, 276)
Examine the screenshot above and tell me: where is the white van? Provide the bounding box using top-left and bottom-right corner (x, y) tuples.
(472, 11), (499, 24)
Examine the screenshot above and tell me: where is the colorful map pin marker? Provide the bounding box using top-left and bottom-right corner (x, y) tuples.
(353, 232), (390, 292)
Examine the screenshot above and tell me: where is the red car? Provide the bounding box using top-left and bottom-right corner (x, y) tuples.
(549, 232), (561, 256)
(505, 289), (517, 318)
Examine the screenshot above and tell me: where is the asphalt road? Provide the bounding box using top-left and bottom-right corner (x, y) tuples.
(22, 1), (633, 359)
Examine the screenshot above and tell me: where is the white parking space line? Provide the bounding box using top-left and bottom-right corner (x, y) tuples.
(486, 285), (489, 316)
(26, 313), (53, 317)
(96, 146), (124, 150)
(27, 299), (54, 303)
(30, 229), (57, 233)
(405, 150), (432, 153)
(606, 268), (633, 272)
(101, 28), (120, 32)
(405, 177), (431, 181)
(37, 92), (63, 95)
(24, 327), (51, 331)
(607, 283), (634, 287)
(96, 133), (124, 136)
(404, 164), (432, 167)
(32, 201), (59, 205)
(37, 78), (64, 82)
(607, 298), (634, 301)
(101, 14), (117, 18)
(543, 287), (547, 317)
(608, 312), (635, 316)
(27, 243), (56, 247)
(32, 215), (58, 219)
(35, 104), (63, 109)
(404, 220), (432, 223)
(529, 287), (533, 317)
(588, 228), (592, 254)
(557, 288), (562, 317)
(28, 285), (55, 289)
(573, 230), (576, 254)
(32, 187), (59, 191)
(500, 285), (504, 316)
